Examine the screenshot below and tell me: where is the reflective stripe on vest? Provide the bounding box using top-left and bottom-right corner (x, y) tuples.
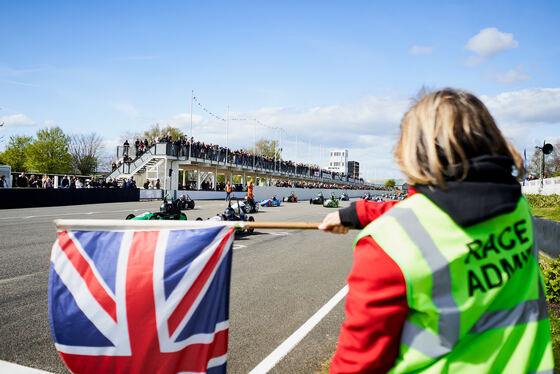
(355, 194), (553, 372)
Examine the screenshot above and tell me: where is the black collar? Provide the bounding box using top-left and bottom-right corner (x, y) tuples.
(414, 156), (521, 227)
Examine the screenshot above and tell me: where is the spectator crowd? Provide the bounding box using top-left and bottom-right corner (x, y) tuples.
(114, 135), (364, 184)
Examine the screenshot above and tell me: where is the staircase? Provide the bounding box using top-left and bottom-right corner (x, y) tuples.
(107, 146), (167, 180)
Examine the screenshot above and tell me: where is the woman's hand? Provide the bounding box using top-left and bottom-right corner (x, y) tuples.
(318, 211), (350, 234)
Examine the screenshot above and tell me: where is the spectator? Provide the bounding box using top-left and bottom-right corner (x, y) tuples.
(155, 179), (161, 189)
(75, 178), (83, 189)
(0, 175), (8, 188)
(60, 176), (70, 188)
(41, 174), (53, 188)
(123, 139), (130, 155)
(143, 180), (149, 189)
(29, 174), (39, 188)
(16, 172), (29, 188)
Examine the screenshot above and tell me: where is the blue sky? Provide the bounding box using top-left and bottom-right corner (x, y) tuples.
(1, 1), (559, 178)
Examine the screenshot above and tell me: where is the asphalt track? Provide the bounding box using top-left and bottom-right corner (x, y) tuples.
(0, 197), (357, 373)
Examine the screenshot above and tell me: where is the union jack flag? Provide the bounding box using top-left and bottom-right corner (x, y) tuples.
(48, 224), (234, 374)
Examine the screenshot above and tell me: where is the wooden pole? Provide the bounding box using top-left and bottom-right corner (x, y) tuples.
(240, 221), (321, 230)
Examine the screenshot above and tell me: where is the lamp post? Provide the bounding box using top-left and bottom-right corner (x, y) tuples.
(535, 141), (553, 192)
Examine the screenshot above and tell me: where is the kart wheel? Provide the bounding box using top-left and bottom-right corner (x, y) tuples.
(125, 214), (136, 220)
(309, 199), (312, 204)
(248, 216), (255, 233)
(196, 217), (203, 221)
(189, 201), (195, 209)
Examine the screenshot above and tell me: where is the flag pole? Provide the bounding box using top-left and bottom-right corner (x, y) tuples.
(53, 219), (349, 231)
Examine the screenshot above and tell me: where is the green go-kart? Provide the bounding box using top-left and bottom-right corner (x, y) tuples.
(323, 194), (340, 208)
(125, 195), (188, 220)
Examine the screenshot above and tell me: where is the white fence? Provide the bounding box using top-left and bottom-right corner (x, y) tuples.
(522, 177), (560, 195)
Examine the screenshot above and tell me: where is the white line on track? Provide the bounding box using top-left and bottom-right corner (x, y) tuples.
(249, 285), (349, 374)
(0, 271), (47, 286)
(0, 209), (144, 221)
(0, 359), (53, 373)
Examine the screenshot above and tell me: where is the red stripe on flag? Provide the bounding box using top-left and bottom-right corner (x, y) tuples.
(58, 328), (229, 374)
(125, 230), (162, 372)
(167, 229), (233, 336)
(58, 231), (117, 322)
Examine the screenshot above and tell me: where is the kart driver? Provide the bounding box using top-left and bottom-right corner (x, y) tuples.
(172, 194), (187, 212)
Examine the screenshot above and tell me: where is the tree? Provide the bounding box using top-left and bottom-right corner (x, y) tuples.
(142, 124), (185, 142)
(70, 133), (104, 175)
(0, 135), (32, 171)
(255, 138), (281, 158)
(25, 127), (73, 173)
(384, 179), (396, 188)
(527, 144), (560, 178)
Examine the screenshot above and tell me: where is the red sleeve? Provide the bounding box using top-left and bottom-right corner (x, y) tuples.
(330, 236), (408, 374)
(355, 187), (419, 228)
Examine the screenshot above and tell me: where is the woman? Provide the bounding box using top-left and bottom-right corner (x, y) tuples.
(320, 89), (552, 373)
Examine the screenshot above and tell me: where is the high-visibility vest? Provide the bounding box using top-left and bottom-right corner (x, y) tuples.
(355, 193), (553, 373)
(226, 184), (232, 193)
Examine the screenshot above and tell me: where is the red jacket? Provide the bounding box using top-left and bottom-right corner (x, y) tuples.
(330, 190), (418, 373)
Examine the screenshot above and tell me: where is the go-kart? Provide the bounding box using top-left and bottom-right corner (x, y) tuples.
(196, 199), (255, 234)
(310, 192), (325, 205)
(240, 196), (259, 213)
(260, 196), (281, 207)
(178, 194), (195, 209)
(125, 195), (187, 220)
(361, 192), (373, 200)
(323, 194), (340, 208)
(339, 192), (349, 201)
(283, 192), (298, 202)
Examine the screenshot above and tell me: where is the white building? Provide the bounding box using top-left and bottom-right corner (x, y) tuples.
(328, 149), (348, 174)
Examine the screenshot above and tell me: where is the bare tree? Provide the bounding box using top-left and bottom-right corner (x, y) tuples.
(527, 144), (560, 178)
(69, 133), (104, 175)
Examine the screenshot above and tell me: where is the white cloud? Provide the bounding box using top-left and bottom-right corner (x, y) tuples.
(409, 45), (434, 55)
(111, 102), (139, 117)
(465, 28), (518, 66)
(157, 95), (412, 179)
(480, 88), (560, 154)
(0, 113), (36, 127)
(482, 88), (560, 124)
(484, 65), (531, 84)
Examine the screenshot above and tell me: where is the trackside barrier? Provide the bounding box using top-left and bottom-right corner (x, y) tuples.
(139, 189), (163, 200)
(164, 187), (387, 201)
(533, 217), (560, 258)
(0, 188), (140, 209)
(522, 177), (560, 195)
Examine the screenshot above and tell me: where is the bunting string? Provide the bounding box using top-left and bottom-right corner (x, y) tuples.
(193, 96), (226, 122)
(193, 93), (281, 132)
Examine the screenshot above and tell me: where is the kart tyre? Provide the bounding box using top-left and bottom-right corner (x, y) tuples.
(189, 201), (195, 209)
(196, 217), (203, 221)
(309, 199), (312, 204)
(248, 216), (255, 233)
(125, 214), (136, 220)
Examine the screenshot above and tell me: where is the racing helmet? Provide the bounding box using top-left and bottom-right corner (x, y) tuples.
(224, 206), (234, 218)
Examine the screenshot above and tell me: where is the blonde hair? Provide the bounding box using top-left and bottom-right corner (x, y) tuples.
(395, 89), (524, 188)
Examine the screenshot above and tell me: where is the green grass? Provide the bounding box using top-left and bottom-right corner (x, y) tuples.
(532, 207), (560, 222)
(549, 312), (560, 369)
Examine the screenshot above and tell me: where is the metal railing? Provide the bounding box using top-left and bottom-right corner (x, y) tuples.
(110, 142), (366, 186)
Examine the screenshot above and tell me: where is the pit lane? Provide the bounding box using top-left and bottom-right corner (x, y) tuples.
(0, 198), (356, 373)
